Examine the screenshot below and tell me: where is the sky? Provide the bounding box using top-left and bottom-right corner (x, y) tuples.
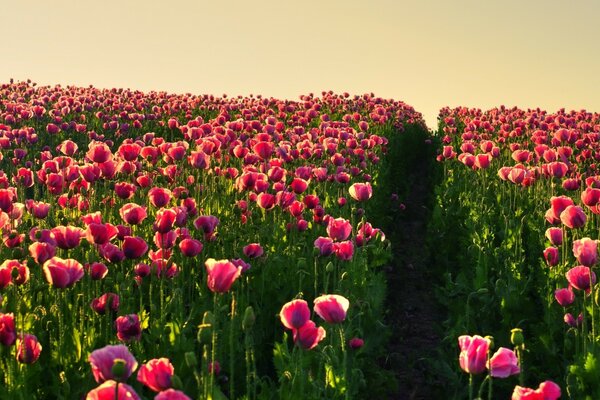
(2, 0), (599, 128)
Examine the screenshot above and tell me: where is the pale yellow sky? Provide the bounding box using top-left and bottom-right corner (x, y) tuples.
(2, 0), (599, 128)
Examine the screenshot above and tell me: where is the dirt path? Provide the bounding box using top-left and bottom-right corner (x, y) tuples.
(382, 145), (445, 399)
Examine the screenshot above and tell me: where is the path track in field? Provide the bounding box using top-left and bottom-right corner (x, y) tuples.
(383, 145), (445, 399)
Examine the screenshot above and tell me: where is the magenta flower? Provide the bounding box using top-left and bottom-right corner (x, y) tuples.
(280, 299), (311, 330)
(115, 314), (142, 342)
(154, 389), (192, 400)
(511, 380), (561, 400)
(29, 242), (56, 264)
(334, 240), (354, 261)
(326, 217), (352, 241)
(16, 334), (42, 364)
(0, 259), (29, 289)
(566, 265), (596, 291)
(544, 227), (563, 246)
(51, 225), (84, 250)
(488, 347), (520, 378)
(573, 238), (598, 266)
(86, 141), (113, 163)
(86, 380), (140, 400)
(122, 236), (148, 259)
(348, 337), (364, 349)
(560, 205), (587, 229)
(178, 238), (203, 257)
(148, 187), (172, 208)
(349, 182), (373, 202)
(89, 344), (138, 383)
(314, 294), (350, 324)
(86, 223), (118, 245)
(120, 203), (148, 225)
(205, 259), (242, 293)
(314, 236), (335, 256)
(293, 320), (326, 350)
(43, 257), (84, 288)
(91, 293), (120, 315)
(137, 358), (174, 392)
(554, 288), (575, 307)
(0, 313), (16, 346)
(458, 335), (490, 375)
(543, 247), (559, 267)
(243, 243), (264, 258)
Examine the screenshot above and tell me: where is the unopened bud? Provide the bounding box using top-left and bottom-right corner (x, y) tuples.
(510, 328), (524, 347)
(197, 311), (214, 344)
(325, 261), (335, 273)
(484, 335), (494, 350)
(111, 358), (127, 380)
(171, 374), (183, 390)
(185, 352), (198, 368)
(242, 306), (255, 331)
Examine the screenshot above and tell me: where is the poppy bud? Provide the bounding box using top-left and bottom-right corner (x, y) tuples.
(510, 328), (524, 347)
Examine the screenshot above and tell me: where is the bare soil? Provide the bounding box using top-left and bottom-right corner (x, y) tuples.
(382, 150), (446, 399)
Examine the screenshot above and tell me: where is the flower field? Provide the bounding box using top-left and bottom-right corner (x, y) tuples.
(434, 106), (600, 399)
(3, 79), (599, 399)
(0, 81), (428, 399)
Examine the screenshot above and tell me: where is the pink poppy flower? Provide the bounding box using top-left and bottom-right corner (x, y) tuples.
(25, 200), (51, 219)
(118, 143), (141, 161)
(0, 259), (29, 288)
(137, 358), (174, 392)
(28, 242), (56, 265)
(566, 265), (596, 291)
(0, 313), (16, 346)
(256, 192), (276, 210)
(193, 215), (219, 239)
(458, 335), (490, 375)
(86, 223), (119, 245)
(572, 238), (597, 266)
(43, 257), (84, 288)
(148, 187), (172, 208)
(120, 203), (148, 225)
(543, 247), (559, 267)
(348, 337), (364, 349)
(314, 295), (350, 324)
(179, 238), (203, 257)
(89, 344), (138, 383)
(51, 225), (84, 250)
(349, 182), (372, 202)
(205, 259), (242, 293)
(122, 236), (148, 259)
(334, 241), (354, 261)
(0, 188), (15, 212)
(560, 205), (586, 229)
(544, 227), (563, 246)
(326, 217), (352, 241)
(280, 299), (310, 330)
(91, 293), (120, 315)
(314, 236), (334, 256)
(243, 243), (264, 258)
(16, 334), (42, 364)
(87, 141), (113, 163)
(89, 262), (109, 280)
(57, 140), (78, 156)
(154, 389), (192, 400)
(293, 320), (326, 350)
(511, 380), (561, 400)
(99, 243), (125, 263)
(554, 288), (575, 307)
(115, 314), (142, 342)
(488, 347), (520, 378)
(86, 380), (140, 400)
(547, 196), (574, 223)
